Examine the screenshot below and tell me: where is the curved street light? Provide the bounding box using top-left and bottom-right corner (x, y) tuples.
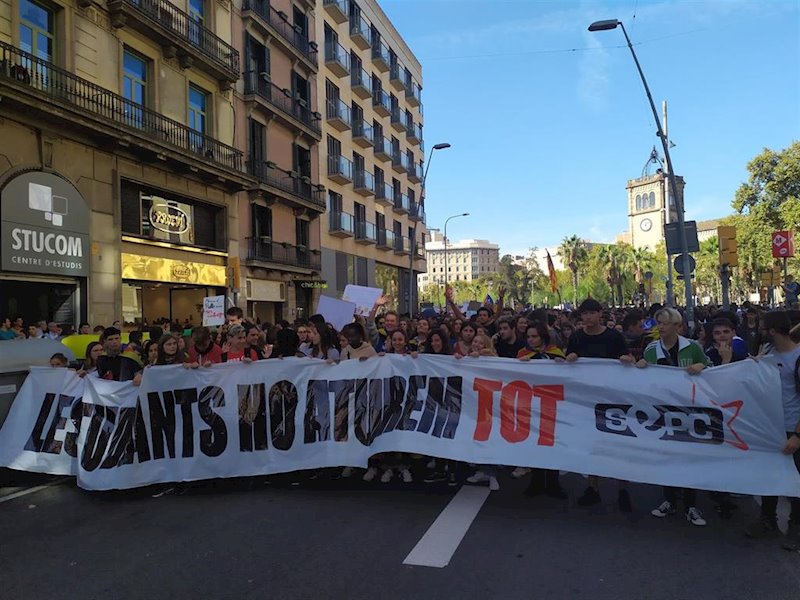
(443, 212), (470, 290)
(588, 18), (695, 326)
(409, 142), (451, 315)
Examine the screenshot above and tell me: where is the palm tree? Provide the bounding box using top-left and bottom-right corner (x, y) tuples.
(613, 243), (633, 305)
(558, 235), (588, 306)
(630, 246), (655, 284)
(594, 245), (618, 305)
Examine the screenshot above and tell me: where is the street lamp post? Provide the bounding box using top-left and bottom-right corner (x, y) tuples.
(409, 142), (451, 315)
(588, 19), (695, 326)
(443, 212), (470, 291)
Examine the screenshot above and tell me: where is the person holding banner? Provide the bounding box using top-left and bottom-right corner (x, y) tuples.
(635, 307), (710, 527)
(453, 322), (477, 357)
(308, 324), (340, 362)
(95, 327), (143, 385)
(220, 325), (260, 363)
(745, 311), (800, 549)
(567, 299), (634, 510)
(187, 327), (223, 366)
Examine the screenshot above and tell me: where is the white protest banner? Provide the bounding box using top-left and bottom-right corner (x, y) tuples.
(315, 295), (356, 331)
(342, 285), (383, 316)
(2, 357), (799, 495)
(202, 295), (226, 327)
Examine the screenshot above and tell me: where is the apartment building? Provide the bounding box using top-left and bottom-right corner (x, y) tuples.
(233, 0), (325, 323)
(418, 230), (500, 287)
(0, 0), (248, 328)
(317, 0), (426, 313)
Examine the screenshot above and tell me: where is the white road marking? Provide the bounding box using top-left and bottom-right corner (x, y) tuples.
(403, 485), (491, 568)
(0, 478), (66, 504)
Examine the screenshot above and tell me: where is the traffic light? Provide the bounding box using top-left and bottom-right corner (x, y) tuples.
(717, 225), (738, 267)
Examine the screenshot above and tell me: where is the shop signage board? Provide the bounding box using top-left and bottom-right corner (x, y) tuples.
(202, 295), (226, 327)
(148, 201), (190, 235)
(0, 171), (90, 276)
(121, 253), (227, 286)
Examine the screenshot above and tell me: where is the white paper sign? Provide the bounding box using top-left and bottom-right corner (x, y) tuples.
(316, 295), (356, 331)
(342, 285), (383, 316)
(202, 295), (226, 327)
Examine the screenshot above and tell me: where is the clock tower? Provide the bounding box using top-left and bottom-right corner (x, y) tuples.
(626, 147), (684, 251)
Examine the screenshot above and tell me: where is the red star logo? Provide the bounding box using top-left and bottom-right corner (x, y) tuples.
(691, 383), (748, 451)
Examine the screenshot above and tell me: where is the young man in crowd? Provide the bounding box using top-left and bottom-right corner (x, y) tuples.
(79, 322), (92, 335)
(188, 326), (223, 365)
(566, 298), (635, 510)
(95, 327), (143, 384)
(226, 306), (244, 326)
(635, 307), (710, 526)
(245, 323), (269, 360)
(495, 316), (526, 358)
(705, 318), (749, 365)
(745, 311), (800, 550)
(621, 310), (646, 361)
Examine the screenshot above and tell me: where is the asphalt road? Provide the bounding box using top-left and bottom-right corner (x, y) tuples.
(1, 469), (798, 600)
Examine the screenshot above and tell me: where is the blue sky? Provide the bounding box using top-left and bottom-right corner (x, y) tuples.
(380, 0), (800, 257)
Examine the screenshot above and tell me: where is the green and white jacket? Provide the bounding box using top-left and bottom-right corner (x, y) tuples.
(643, 336), (710, 368)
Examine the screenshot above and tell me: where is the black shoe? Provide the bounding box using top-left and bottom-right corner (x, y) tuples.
(447, 472), (459, 487)
(424, 471), (447, 484)
(744, 518), (780, 539)
(544, 486), (568, 500)
(524, 484), (544, 498)
(617, 489), (632, 512)
(577, 486), (601, 507)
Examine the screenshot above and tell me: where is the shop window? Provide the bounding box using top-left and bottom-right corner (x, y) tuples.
(120, 180), (225, 251)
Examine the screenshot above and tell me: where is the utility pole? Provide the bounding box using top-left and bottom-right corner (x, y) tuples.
(663, 101), (674, 307)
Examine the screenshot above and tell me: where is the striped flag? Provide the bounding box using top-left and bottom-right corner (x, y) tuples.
(546, 250), (558, 293)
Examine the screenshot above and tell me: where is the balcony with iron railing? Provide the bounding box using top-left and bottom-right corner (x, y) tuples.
(372, 88), (391, 117)
(407, 121), (422, 145)
(372, 40), (391, 71)
(389, 62), (406, 92)
(0, 41), (246, 180)
(246, 159), (326, 212)
(243, 71), (321, 139)
(328, 154), (353, 184)
(406, 81), (422, 107)
(242, 0), (318, 69)
(374, 136), (392, 161)
(355, 221), (377, 244)
(326, 97), (351, 131)
(394, 192), (411, 214)
(413, 241), (426, 259)
(108, 0), (239, 86)
(375, 182), (394, 207)
(329, 210), (355, 237)
(353, 169), (375, 196)
(349, 14), (372, 49)
(323, 0), (350, 23)
(377, 228), (395, 249)
(247, 236), (321, 270)
(351, 67), (373, 99)
(325, 40), (350, 78)
(352, 119), (374, 147)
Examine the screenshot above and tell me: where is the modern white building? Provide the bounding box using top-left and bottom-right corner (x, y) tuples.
(418, 229), (499, 287)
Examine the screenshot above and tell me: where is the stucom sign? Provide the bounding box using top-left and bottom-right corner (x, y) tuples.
(1, 171), (90, 277)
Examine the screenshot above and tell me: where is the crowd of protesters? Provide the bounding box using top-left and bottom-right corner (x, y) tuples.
(6, 286), (800, 551)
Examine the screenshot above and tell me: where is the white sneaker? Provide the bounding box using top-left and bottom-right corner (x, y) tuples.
(341, 466), (354, 478)
(362, 467), (378, 482)
(466, 471), (490, 485)
(651, 500), (676, 518)
(400, 468), (413, 483)
(489, 476), (499, 491)
(380, 469), (393, 483)
(511, 467), (531, 479)
(686, 507), (707, 526)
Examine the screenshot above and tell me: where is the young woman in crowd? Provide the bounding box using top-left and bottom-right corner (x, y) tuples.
(469, 333), (497, 357)
(297, 324), (312, 357)
(341, 322), (378, 360)
(81, 341), (103, 375)
(454, 322), (477, 356)
(510, 323), (568, 493)
(410, 318), (431, 352)
(423, 331), (451, 356)
(155, 333), (187, 366)
(516, 316), (529, 339)
(272, 328), (300, 359)
(143, 339), (159, 366)
(308, 323), (340, 361)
